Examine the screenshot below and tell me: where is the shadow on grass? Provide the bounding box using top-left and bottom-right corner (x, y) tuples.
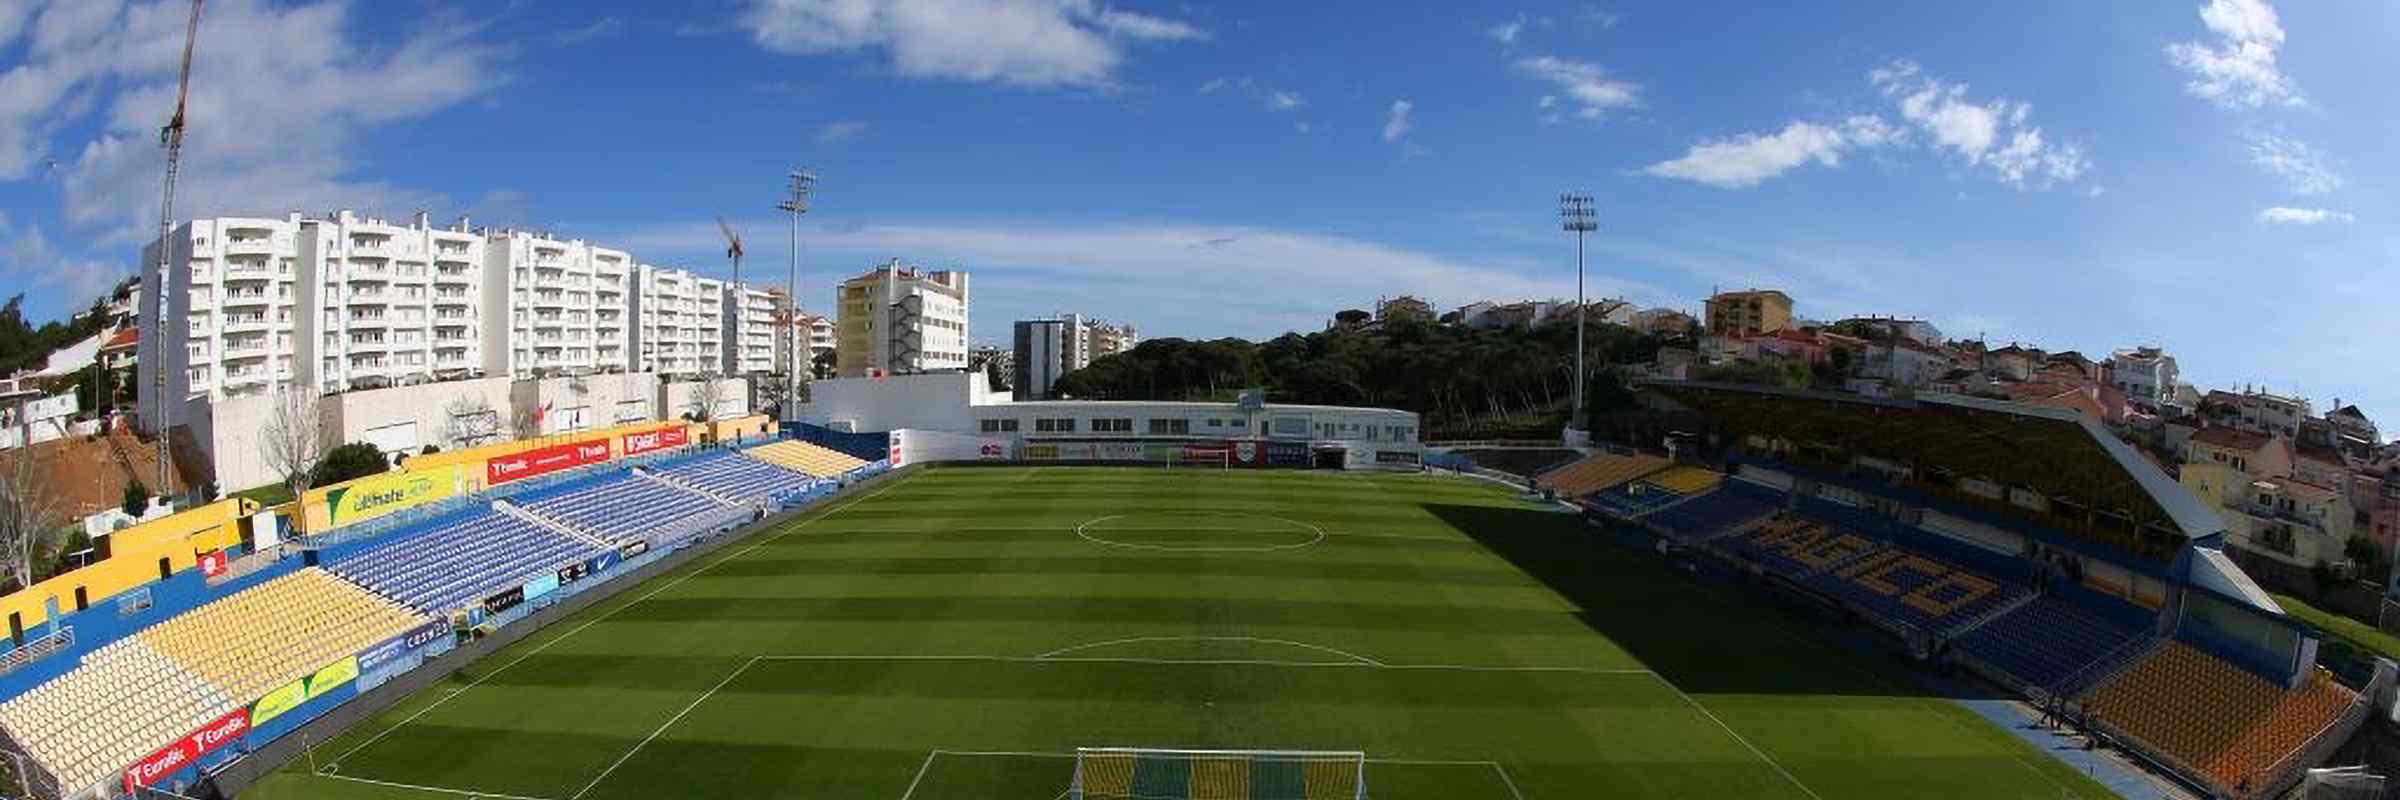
(1422, 502), (2004, 700)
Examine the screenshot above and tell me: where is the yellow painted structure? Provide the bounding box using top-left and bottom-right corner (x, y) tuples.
(0, 498), (253, 632)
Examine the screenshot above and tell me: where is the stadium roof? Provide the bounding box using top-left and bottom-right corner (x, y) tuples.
(1641, 381), (2224, 554)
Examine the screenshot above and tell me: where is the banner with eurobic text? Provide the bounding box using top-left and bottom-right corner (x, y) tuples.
(357, 619), (451, 674)
(325, 465), (460, 526)
(486, 438), (611, 485)
(124, 707), (250, 791)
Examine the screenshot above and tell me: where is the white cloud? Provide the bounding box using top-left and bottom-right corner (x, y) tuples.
(0, 211), (124, 306)
(1515, 55), (1638, 119)
(815, 120), (870, 143)
(0, 0), (506, 245)
(2167, 0), (2301, 109)
(738, 0), (1203, 90)
(550, 16), (623, 45)
(2248, 132), (2340, 194)
(2256, 206), (2352, 225)
(614, 218), (1625, 337)
(1381, 99), (1413, 143)
(1265, 89), (1304, 110)
(1203, 77), (1305, 113)
(1641, 116), (1897, 189)
(1869, 59), (2087, 187)
(1486, 14), (1526, 45)
(1197, 76), (1228, 93)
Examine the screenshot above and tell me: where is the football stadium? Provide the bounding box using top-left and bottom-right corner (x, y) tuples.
(0, 384), (2387, 800)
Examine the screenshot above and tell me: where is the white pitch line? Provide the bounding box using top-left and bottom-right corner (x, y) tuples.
(747, 651), (1654, 675)
(322, 474), (918, 768)
(316, 771), (565, 800)
(896, 750), (941, 800)
(1648, 673), (1825, 800)
(1490, 762), (1528, 800)
(571, 657), (761, 799)
(1034, 635), (1385, 666)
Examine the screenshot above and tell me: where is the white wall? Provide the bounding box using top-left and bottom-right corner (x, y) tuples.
(800, 373), (983, 433)
(324, 375), (515, 457)
(660, 376), (752, 422)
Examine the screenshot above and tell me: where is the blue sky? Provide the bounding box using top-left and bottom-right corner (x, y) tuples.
(1, 0), (2394, 418)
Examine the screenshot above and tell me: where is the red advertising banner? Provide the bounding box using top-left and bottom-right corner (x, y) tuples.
(486, 438), (610, 485)
(195, 549), (228, 578)
(125, 707), (250, 791)
(621, 426), (689, 457)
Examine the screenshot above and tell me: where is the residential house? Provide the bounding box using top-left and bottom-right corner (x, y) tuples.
(2106, 345), (2179, 411)
(2181, 426), (2358, 570)
(1704, 289), (1794, 338)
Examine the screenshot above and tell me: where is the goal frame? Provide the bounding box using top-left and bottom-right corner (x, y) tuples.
(1160, 447), (1233, 471)
(1069, 747), (1366, 800)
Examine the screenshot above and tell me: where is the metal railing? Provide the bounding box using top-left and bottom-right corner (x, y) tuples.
(0, 628), (73, 680)
(2251, 661), (2396, 800)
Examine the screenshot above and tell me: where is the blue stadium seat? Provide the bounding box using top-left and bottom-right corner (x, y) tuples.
(516, 472), (743, 546)
(1645, 480), (1782, 540)
(327, 507), (602, 613)
(649, 449), (819, 505)
(1954, 595), (2144, 691)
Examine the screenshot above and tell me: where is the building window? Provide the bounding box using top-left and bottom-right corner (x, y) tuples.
(1035, 417), (1077, 433)
(980, 418), (1019, 433)
(1145, 418), (1189, 435)
(1091, 418), (1132, 433)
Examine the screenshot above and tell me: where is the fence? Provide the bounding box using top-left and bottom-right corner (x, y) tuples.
(2253, 660), (2398, 800)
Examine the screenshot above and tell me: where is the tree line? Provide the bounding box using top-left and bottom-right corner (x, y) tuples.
(1050, 316), (1678, 435)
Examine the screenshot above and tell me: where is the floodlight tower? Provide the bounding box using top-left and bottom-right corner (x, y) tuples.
(1560, 193), (1597, 436)
(776, 169), (815, 418)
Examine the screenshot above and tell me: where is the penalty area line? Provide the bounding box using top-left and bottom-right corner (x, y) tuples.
(315, 771), (565, 800)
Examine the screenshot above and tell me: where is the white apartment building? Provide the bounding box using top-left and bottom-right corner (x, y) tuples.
(630, 265), (725, 377)
(2107, 345), (2179, 410)
(835, 260), (971, 378)
(138, 216), (307, 428)
(723, 283), (778, 375)
(297, 211), (486, 393)
(482, 231), (631, 376)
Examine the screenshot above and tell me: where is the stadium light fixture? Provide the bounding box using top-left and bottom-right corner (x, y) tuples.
(1560, 193), (1597, 438)
(777, 168), (816, 420)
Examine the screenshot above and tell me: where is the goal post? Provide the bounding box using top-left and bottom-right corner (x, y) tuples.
(1161, 446), (1232, 472)
(1070, 748), (1366, 800)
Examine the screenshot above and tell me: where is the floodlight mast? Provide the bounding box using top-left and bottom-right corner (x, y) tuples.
(1560, 193), (1597, 437)
(776, 169), (815, 419)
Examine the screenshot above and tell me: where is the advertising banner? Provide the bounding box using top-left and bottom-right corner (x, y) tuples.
(621, 425), (689, 457)
(979, 441), (1008, 460)
(124, 707), (250, 791)
(486, 438), (610, 485)
(1096, 442), (1144, 461)
(588, 550), (623, 575)
(1022, 443), (1061, 461)
(250, 679), (307, 726)
(307, 656), (359, 700)
(326, 465), (460, 526)
(1374, 449), (1422, 466)
(619, 540), (650, 559)
(887, 430), (906, 466)
(358, 619), (450, 674)
(1266, 441), (1311, 466)
(523, 573), (561, 602)
(1233, 441), (1262, 467)
(484, 585), (526, 614)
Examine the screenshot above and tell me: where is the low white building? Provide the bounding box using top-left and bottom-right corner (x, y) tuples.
(797, 373), (1422, 468)
(2107, 345), (2179, 410)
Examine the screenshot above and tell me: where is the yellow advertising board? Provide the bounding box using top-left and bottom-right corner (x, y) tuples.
(250, 679), (307, 726)
(306, 655), (359, 699)
(324, 465), (459, 527)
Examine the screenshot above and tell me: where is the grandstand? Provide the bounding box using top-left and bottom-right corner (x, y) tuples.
(646, 449), (819, 505)
(1532, 450), (1665, 499)
(1627, 380), (2385, 799)
(0, 639), (232, 793)
(744, 439), (870, 478)
(327, 507), (601, 613)
(2083, 642), (2361, 795)
(512, 472), (747, 546)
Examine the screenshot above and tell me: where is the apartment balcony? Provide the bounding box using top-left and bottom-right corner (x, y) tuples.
(347, 316), (389, 329)
(224, 236), (276, 255)
(348, 338), (390, 353)
(221, 339), (273, 359)
(221, 292), (271, 308)
(223, 316), (272, 333)
(223, 261), (275, 279)
(221, 367), (272, 387)
(347, 239), (392, 257)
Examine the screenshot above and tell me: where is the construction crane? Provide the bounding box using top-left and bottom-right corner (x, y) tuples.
(717, 216), (744, 379)
(152, 0), (205, 496)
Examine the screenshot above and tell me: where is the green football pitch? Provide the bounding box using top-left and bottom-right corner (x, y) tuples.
(246, 466), (2117, 800)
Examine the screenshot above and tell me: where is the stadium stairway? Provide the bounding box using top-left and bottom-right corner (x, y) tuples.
(332, 506), (608, 614)
(493, 500), (615, 549)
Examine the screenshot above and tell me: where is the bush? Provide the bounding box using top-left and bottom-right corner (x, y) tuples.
(121, 483), (148, 517)
(311, 442), (390, 487)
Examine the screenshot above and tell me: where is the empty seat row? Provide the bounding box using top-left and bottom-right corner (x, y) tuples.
(328, 509), (602, 613)
(1644, 480), (1784, 540)
(1953, 595), (2145, 692)
(137, 569), (426, 704)
(1534, 452), (1668, 499)
(744, 440), (870, 478)
(2084, 641), (2358, 795)
(1804, 547), (2023, 634)
(0, 638), (233, 792)
(516, 472), (737, 544)
(651, 449), (819, 504)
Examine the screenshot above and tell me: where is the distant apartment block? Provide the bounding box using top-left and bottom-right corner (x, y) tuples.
(630, 265), (725, 377)
(481, 230), (631, 377)
(722, 283), (778, 375)
(835, 259), (971, 378)
(2107, 345), (2180, 410)
(1704, 289), (1794, 338)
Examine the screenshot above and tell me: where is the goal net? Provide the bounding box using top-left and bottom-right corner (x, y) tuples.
(1070, 748), (1365, 800)
(1161, 447), (1232, 471)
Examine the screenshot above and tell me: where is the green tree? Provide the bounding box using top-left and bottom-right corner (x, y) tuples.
(310, 442), (391, 488)
(120, 483), (148, 517)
